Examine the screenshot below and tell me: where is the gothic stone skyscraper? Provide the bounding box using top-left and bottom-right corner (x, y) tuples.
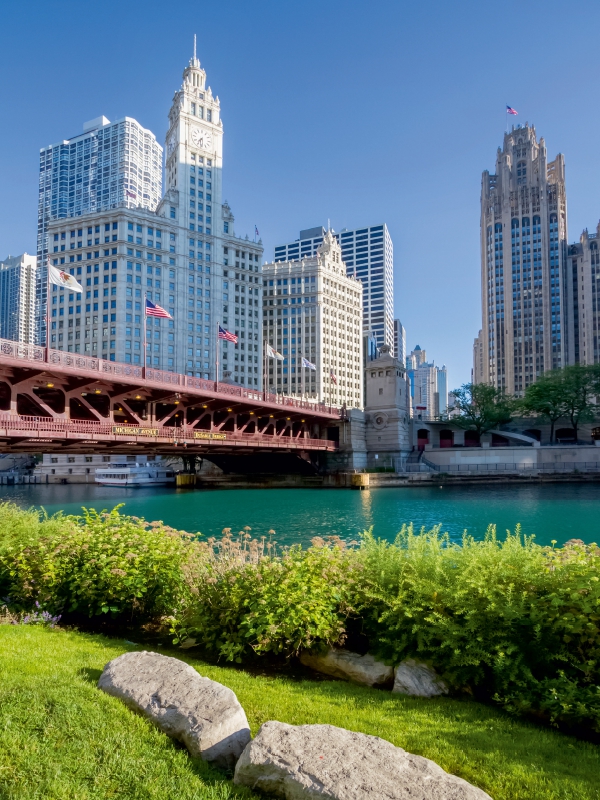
(479, 124), (567, 395)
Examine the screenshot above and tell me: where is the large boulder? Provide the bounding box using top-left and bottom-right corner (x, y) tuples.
(393, 659), (448, 697)
(98, 650), (250, 767)
(234, 721), (492, 799)
(300, 648), (393, 687)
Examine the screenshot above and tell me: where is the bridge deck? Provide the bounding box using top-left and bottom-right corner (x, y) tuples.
(0, 339), (338, 420)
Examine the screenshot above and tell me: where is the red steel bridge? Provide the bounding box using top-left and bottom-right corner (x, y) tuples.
(0, 339), (341, 469)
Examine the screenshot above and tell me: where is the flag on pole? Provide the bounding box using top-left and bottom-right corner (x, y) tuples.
(506, 105), (518, 115)
(126, 190), (137, 198)
(145, 298), (172, 318)
(330, 370), (337, 384)
(48, 263), (83, 292)
(218, 325), (238, 343)
(266, 343), (284, 360)
(302, 357), (316, 370)
(255, 225), (260, 238)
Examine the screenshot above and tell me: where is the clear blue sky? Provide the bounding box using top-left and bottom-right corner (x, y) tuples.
(2, 0), (600, 387)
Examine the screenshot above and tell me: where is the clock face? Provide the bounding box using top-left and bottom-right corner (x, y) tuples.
(191, 126), (212, 151)
(167, 135), (176, 156)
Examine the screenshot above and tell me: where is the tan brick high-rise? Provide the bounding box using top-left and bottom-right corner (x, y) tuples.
(478, 124), (568, 395)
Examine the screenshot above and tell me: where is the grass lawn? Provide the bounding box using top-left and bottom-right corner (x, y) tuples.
(0, 627), (599, 800)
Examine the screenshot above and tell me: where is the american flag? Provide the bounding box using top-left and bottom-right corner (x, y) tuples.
(126, 190), (137, 198)
(255, 225), (260, 238)
(506, 105), (518, 115)
(145, 298), (172, 318)
(218, 325), (238, 343)
(330, 370), (337, 385)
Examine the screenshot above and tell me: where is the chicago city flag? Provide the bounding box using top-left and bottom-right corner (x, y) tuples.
(48, 263), (83, 292)
(302, 357), (316, 370)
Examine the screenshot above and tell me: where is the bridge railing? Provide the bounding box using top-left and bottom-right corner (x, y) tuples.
(0, 338), (337, 417)
(0, 415), (338, 450)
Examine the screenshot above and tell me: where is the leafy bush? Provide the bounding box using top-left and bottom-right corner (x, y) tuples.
(0, 505), (202, 620)
(1, 501), (599, 735)
(173, 532), (358, 662)
(354, 525), (600, 732)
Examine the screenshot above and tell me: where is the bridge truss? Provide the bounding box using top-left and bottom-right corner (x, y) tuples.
(0, 339), (340, 457)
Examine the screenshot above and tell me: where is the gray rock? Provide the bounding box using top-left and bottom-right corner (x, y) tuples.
(300, 648), (393, 687)
(98, 650), (250, 767)
(234, 721), (492, 799)
(393, 659), (448, 697)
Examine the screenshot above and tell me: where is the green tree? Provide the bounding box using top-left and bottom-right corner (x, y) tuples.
(561, 364), (598, 443)
(447, 383), (514, 436)
(521, 370), (567, 444)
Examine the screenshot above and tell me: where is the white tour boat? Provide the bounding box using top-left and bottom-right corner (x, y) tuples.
(95, 462), (176, 487)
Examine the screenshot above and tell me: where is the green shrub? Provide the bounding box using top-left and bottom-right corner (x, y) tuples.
(354, 526), (600, 732)
(0, 506), (202, 620)
(174, 535), (358, 662)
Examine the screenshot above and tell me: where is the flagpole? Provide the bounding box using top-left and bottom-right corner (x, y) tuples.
(45, 258), (50, 358)
(263, 338), (267, 399)
(215, 319), (220, 391)
(143, 292), (147, 376)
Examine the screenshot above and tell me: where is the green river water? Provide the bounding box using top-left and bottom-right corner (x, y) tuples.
(0, 482), (599, 547)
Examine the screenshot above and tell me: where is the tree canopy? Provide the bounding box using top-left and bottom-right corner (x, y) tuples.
(447, 383), (514, 435)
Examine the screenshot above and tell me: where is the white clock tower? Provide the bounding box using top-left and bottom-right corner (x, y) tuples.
(163, 40), (223, 232)
(157, 44), (264, 388)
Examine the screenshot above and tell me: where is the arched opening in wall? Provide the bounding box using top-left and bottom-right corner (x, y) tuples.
(464, 430), (480, 447)
(417, 429), (429, 450)
(0, 382), (11, 411)
(439, 429), (454, 448)
(523, 428), (541, 442)
(556, 428), (576, 443)
(16, 393), (52, 418)
(491, 433), (510, 447)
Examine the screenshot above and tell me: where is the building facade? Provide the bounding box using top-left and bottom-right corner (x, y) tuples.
(37, 116), (163, 345)
(405, 345), (447, 418)
(262, 231), (363, 408)
(472, 329), (484, 384)
(364, 344), (410, 468)
(34, 453), (164, 483)
(393, 318), (406, 363)
(0, 254), (37, 344)
(566, 225), (600, 365)
(44, 51), (263, 386)
(480, 124), (568, 395)
(274, 224), (394, 353)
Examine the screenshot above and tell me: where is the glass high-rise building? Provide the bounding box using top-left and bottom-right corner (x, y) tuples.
(274, 224), (394, 353)
(36, 116), (162, 344)
(0, 253), (37, 344)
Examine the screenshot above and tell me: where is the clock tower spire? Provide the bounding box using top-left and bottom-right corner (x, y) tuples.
(162, 47), (223, 236)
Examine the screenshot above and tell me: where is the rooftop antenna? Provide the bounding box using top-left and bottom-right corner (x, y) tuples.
(327, 218), (331, 232)
(193, 34), (197, 62)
